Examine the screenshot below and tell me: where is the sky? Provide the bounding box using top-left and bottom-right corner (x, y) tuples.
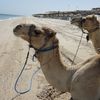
(0, 0), (100, 15)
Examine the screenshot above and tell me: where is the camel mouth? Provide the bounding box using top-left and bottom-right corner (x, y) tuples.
(71, 17), (87, 29)
(71, 17), (81, 26)
(13, 29), (18, 35)
(13, 31), (24, 37)
(13, 30), (21, 37)
(13, 29), (19, 36)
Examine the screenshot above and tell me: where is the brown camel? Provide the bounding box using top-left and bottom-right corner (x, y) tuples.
(71, 15), (100, 54)
(13, 24), (100, 100)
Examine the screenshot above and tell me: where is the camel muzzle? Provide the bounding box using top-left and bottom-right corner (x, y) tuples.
(13, 25), (22, 32)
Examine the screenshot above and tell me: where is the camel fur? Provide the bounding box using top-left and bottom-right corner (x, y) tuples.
(71, 15), (100, 54)
(13, 24), (100, 100)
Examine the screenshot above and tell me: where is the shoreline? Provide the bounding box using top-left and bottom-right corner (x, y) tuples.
(0, 16), (25, 21)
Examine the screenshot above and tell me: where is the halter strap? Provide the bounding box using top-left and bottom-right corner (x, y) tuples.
(32, 44), (58, 52)
(88, 27), (99, 33)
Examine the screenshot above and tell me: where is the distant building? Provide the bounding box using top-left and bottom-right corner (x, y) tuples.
(92, 8), (100, 11)
(33, 7), (100, 20)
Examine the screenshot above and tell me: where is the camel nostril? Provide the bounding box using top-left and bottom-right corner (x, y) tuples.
(82, 18), (86, 23)
(16, 25), (22, 29)
(13, 25), (23, 33)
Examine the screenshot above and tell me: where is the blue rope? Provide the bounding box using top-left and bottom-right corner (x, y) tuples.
(14, 47), (33, 94)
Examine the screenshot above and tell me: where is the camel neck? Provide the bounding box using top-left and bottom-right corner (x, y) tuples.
(35, 44), (75, 92)
(89, 29), (100, 53)
(37, 46), (64, 68)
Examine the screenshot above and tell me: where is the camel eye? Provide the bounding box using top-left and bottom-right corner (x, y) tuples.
(34, 29), (41, 36)
(82, 19), (86, 23)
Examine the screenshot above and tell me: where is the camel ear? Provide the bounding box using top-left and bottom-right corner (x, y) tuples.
(92, 15), (97, 20)
(42, 27), (56, 38)
(47, 31), (56, 38)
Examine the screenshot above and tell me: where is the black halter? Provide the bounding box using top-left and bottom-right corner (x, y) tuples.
(80, 17), (99, 42)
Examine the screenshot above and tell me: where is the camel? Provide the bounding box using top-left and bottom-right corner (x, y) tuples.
(71, 15), (100, 54)
(13, 24), (100, 100)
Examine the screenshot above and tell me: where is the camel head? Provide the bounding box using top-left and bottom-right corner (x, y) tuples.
(71, 15), (99, 42)
(71, 15), (99, 31)
(13, 24), (57, 49)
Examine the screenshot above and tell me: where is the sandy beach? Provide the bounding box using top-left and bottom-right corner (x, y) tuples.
(0, 17), (96, 100)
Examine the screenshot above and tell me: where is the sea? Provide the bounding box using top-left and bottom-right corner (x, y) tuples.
(0, 14), (21, 20)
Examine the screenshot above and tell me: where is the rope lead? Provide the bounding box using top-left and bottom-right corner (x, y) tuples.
(71, 31), (84, 65)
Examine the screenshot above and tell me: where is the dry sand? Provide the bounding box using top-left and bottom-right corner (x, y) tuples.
(0, 17), (96, 100)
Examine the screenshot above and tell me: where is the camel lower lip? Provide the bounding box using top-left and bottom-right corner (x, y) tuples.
(13, 32), (18, 36)
(13, 32), (22, 37)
